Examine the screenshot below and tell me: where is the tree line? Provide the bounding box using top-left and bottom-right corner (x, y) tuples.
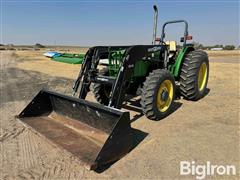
(193, 42), (237, 50)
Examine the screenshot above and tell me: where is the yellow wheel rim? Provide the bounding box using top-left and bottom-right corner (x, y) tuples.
(198, 62), (207, 91)
(157, 80), (173, 112)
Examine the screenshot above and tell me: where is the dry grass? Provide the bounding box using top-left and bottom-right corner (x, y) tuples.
(15, 51), (80, 79)
(205, 50), (240, 57)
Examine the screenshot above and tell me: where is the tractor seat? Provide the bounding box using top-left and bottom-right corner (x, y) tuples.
(165, 41), (177, 52)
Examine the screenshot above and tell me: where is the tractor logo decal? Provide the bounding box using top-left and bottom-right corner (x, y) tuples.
(148, 46), (162, 52)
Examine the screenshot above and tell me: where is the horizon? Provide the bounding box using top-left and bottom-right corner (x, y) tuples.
(1, 0), (239, 46)
(0, 41), (240, 49)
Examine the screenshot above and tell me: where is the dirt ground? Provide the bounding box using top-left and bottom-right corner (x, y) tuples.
(0, 50), (239, 179)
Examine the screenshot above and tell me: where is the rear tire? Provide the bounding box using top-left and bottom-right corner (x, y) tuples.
(180, 50), (209, 100)
(92, 68), (112, 105)
(140, 69), (176, 120)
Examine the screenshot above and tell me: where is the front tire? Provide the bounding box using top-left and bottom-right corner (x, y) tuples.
(92, 68), (112, 105)
(140, 69), (176, 120)
(180, 50), (209, 100)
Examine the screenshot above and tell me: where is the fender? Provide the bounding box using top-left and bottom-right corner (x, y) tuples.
(170, 46), (195, 78)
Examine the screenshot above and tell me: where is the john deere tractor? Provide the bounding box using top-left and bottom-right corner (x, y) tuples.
(17, 5), (209, 170)
(72, 5), (209, 120)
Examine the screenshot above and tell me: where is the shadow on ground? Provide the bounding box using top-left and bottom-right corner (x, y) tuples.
(1, 67), (74, 106)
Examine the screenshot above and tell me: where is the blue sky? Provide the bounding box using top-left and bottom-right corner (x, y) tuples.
(1, 0), (239, 46)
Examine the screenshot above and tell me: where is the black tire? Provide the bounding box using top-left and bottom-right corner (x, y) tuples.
(92, 68), (112, 105)
(140, 69), (176, 120)
(180, 50), (209, 100)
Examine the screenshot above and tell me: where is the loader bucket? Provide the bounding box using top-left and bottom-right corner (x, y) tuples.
(16, 89), (132, 170)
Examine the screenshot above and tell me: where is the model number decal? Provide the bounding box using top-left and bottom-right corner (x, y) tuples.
(148, 46), (162, 52)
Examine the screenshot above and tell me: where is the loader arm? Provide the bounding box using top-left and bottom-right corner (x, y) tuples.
(109, 45), (163, 108)
(74, 45), (167, 109)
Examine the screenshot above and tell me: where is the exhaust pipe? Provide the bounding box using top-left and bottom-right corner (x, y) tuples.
(152, 5), (158, 45)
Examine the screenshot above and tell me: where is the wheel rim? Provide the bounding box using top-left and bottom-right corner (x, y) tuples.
(157, 80), (173, 112)
(198, 62), (207, 91)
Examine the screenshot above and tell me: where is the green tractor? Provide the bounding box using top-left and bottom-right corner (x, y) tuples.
(17, 5), (209, 170)
(73, 5), (209, 120)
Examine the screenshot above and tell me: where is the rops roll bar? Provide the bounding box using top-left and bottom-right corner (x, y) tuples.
(161, 20), (189, 47)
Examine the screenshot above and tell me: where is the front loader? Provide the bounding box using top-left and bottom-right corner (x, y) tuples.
(17, 5), (209, 170)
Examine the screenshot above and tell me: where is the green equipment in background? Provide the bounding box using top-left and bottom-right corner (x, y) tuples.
(52, 53), (85, 64)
